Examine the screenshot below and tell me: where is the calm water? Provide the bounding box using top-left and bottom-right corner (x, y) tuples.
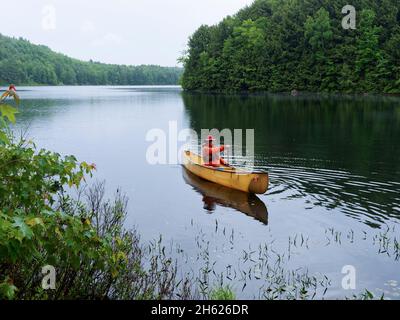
(11, 86), (400, 299)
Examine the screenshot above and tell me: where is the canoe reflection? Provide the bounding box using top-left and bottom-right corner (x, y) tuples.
(182, 168), (268, 225)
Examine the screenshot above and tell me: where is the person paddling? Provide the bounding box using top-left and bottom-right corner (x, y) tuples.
(8, 84), (16, 92)
(202, 135), (229, 167)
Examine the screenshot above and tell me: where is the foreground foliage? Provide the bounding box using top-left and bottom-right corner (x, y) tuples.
(181, 0), (400, 93)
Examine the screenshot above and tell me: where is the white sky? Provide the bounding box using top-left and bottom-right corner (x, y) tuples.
(0, 0), (254, 67)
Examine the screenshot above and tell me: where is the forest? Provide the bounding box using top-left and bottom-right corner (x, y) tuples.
(180, 0), (400, 93)
(0, 34), (182, 86)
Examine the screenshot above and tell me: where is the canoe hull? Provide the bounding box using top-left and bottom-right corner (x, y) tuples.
(182, 151), (268, 194)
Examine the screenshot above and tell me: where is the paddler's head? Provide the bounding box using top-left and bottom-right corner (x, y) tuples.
(205, 135), (215, 147)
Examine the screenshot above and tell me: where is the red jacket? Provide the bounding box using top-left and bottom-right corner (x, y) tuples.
(202, 145), (225, 166)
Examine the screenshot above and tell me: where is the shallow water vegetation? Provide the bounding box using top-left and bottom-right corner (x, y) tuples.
(185, 221), (332, 300)
(323, 226), (400, 261)
(347, 289), (385, 300)
(210, 286), (236, 300)
(183, 217), (400, 300)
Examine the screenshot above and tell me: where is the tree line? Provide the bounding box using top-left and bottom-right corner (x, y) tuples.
(181, 0), (400, 93)
(0, 34), (182, 86)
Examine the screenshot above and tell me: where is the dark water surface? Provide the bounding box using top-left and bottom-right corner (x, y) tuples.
(12, 86), (400, 299)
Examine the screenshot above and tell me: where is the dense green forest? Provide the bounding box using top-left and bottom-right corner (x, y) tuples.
(181, 0), (400, 93)
(0, 34), (182, 86)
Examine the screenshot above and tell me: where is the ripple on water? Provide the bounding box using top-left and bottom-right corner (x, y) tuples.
(228, 155), (400, 227)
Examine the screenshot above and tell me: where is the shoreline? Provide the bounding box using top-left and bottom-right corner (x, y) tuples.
(3, 84), (400, 99)
(181, 89), (400, 99)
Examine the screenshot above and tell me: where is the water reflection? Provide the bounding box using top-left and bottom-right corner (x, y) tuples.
(182, 168), (268, 224)
(182, 92), (400, 227)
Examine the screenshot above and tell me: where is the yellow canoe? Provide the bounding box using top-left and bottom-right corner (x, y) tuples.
(182, 150), (269, 194)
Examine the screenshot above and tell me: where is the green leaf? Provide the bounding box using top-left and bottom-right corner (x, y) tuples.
(365, 289), (374, 300)
(12, 217), (33, 240)
(0, 280), (18, 300)
(0, 104), (19, 124)
(0, 130), (9, 144)
(26, 217), (44, 227)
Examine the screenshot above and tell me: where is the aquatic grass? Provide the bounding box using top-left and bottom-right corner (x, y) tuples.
(174, 218), (399, 300)
(347, 289), (385, 300)
(210, 286), (236, 300)
(323, 225), (400, 261)
(179, 218), (332, 300)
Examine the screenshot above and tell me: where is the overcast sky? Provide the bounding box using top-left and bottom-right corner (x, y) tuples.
(0, 0), (254, 67)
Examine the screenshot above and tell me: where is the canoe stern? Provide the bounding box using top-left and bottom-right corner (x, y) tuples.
(248, 173), (269, 194)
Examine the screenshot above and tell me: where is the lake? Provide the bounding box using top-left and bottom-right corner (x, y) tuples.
(12, 86), (400, 299)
